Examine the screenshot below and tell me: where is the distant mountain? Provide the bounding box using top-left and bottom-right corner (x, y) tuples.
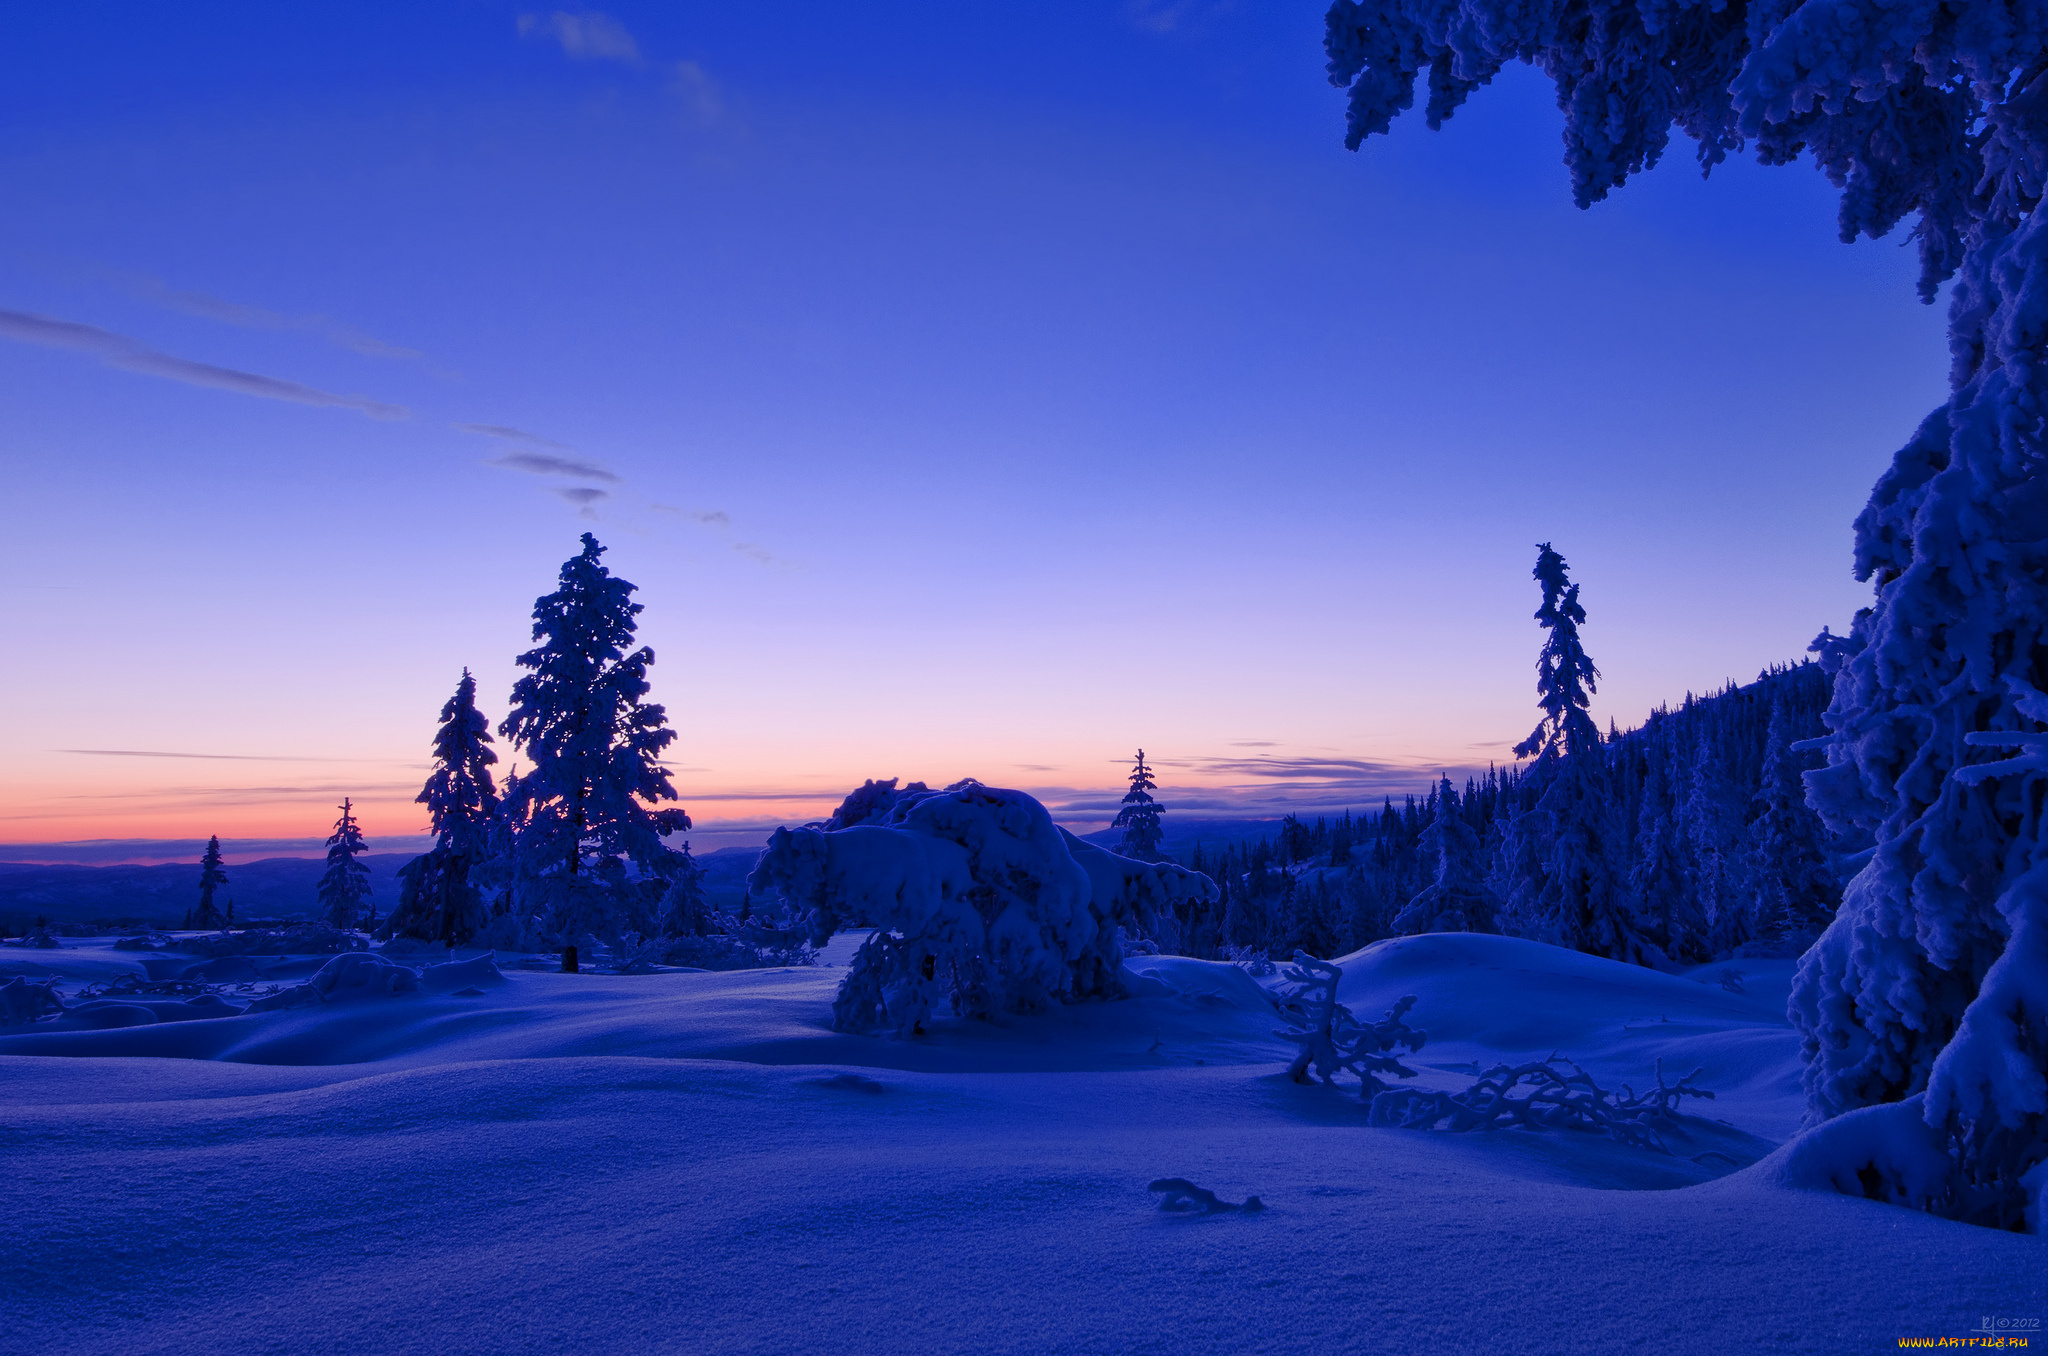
(0, 820), (1276, 932)
(1077, 816), (1282, 863)
(0, 855), (415, 930)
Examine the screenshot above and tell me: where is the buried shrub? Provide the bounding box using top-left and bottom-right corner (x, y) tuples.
(1275, 950), (1716, 1154)
(170, 923), (367, 958)
(1367, 1058), (1716, 1155)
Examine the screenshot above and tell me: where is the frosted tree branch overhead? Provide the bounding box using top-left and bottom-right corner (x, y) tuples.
(1327, 0), (2048, 1227)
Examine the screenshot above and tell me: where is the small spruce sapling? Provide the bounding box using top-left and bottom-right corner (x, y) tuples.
(1112, 749), (1168, 863)
(317, 800), (372, 930)
(387, 669), (501, 947)
(193, 836), (229, 931)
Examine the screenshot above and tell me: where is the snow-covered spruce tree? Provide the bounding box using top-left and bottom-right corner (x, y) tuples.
(1508, 545), (1660, 963)
(657, 842), (711, 938)
(1325, 0), (2048, 1224)
(1748, 700), (1840, 950)
(1683, 727), (1756, 958)
(385, 669), (500, 946)
(317, 800), (372, 930)
(499, 534), (690, 946)
(1630, 761), (1705, 963)
(192, 835), (228, 930)
(1393, 777), (1497, 935)
(1111, 749), (1168, 862)
(748, 780), (1217, 1036)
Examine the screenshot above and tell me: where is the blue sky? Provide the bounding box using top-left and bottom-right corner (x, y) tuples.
(0, 2), (1950, 855)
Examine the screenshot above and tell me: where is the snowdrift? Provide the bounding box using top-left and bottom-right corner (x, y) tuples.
(1, 931), (2038, 1354)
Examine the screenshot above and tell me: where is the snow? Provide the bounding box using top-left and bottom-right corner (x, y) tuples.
(0, 932), (2039, 1354)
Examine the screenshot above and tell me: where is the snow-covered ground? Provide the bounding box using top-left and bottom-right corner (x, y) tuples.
(1, 933), (2039, 1355)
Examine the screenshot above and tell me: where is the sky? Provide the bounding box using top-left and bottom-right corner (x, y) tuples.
(0, 2), (1952, 862)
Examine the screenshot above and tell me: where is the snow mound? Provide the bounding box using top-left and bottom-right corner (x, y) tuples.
(751, 781), (1215, 1035)
(1326, 932), (1804, 1140)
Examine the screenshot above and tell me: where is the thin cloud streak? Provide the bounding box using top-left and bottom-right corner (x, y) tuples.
(58, 748), (389, 763)
(518, 10), (643, 65)
(456, 422), (576, 451)
(115, 272), (424, 361)
(487, 451), (622, 483)
(0, 307), (407, 419)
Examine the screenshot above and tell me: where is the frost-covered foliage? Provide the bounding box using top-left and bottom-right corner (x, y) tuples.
(1325, 0), (2048, 1221)
(1795, 368), (2048, 1226)
(748, 780), (1217, 1036)
(1274, 952), (1427, 1096)
(498, 534), (690, 943)
(317, 799), (372, 930)
(190, 835), (228, 931)
(1112, 749), (1168, 862)
(386, 669), (499, 946)
(1323, 0), (2029, 304)
(1370, 1057), (1717, 1155)
(1392, 778), (1496, 935)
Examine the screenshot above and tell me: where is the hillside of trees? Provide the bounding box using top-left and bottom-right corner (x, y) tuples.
(1151, 661), (1842, 968)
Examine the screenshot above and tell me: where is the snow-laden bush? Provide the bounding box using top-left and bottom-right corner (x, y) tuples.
(748, 779), (1217, 1035)
(607, 909), (815, 973)
(0, 977), (64, 1026)
(170, 923), (366, 958)
(1274, 953), (1427, 1096)
(246, 952), (502, 1011)
(473, 907), (552, 955)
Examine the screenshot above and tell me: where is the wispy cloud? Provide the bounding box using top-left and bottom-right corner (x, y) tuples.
(112, 272), (424, 361)
(1228, 740), (1277, 747)
(0, 308), (408, 420)
(518, 10), (643, 65)
(487, 451), (622, 483)
(650, 503), (781, 565)
(57, 748), (365, 762)
(454, 422), (573, 451)
(668, 60), (723, 123)
(652, 503), (729, 528)
(1125, 0), (1233, 34)
(554, 487), (608, 506)
(518, 11), (725, 125)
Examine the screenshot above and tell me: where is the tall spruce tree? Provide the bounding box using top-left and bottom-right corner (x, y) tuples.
(386, 669), (501, 946)
(1321, 0), (2048, 1228)
(500, 534), (690, 944)
(1508, 546), (1660, 963)
(318, 799), (372, 930)
(192, 835), (228, 930)
(1111, 749), (1168, 862)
